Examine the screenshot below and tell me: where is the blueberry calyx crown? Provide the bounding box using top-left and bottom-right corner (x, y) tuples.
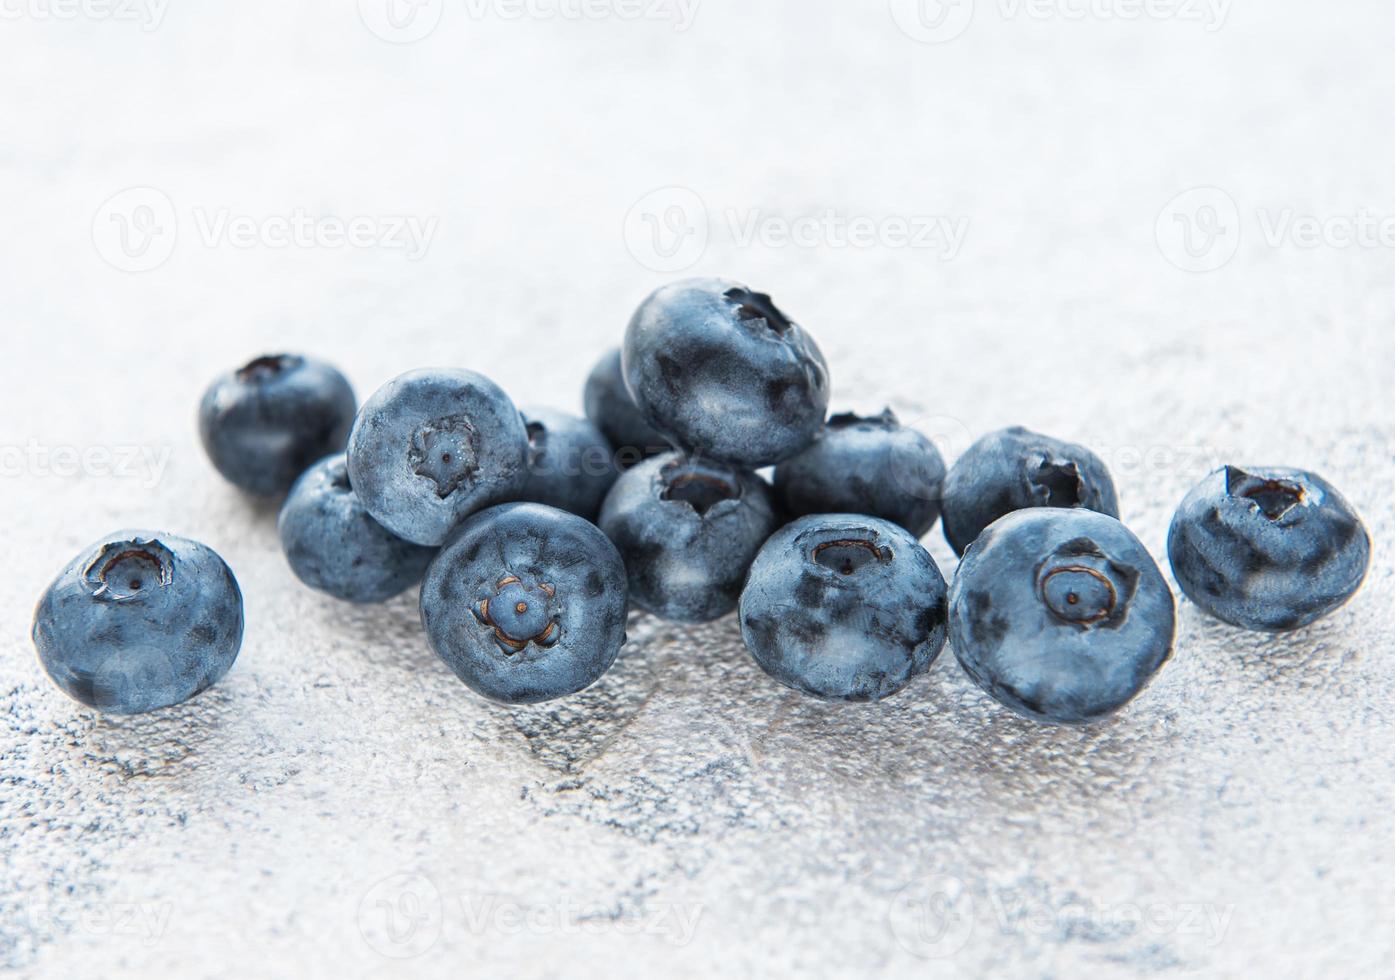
(1225, 466), (1305, 521)
(1034, 538), (1135, 629)
(83, 538), (175, 601)
(812, 538), (893, 575)
(659, 461), (740, 517)
(724, 287), (794, 336)
(236, 353), (302, 384)
(408, 415), (479, 499)
(1027, 455), (1085, 508)
(1041, 566), (1116, 624)
(473, 576), (560, 655)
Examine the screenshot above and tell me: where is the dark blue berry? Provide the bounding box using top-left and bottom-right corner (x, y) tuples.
(598, 451), (778, 622)
(740, 514), (949, 702)
(623, 278), (830, 467)
(774, 409), (946, 537)
(941, 426), (1118, 556)
(419, 503), (628, 704)
(199, 353), (357, 496)
(515, 407), (620, 522)
(347, 368), (529, 546)
(1167, 466), (1370, 632)
(949, 508), (1174, 725)
(32, 531), (244, 714)
(582, 347), (670, 467)
(278, 454), (436, 603)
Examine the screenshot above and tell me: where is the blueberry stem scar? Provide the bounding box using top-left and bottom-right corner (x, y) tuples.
(1225, 466), (1305, 521)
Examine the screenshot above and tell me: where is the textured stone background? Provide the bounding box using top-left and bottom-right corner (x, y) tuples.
(3, 1), (1394, 977)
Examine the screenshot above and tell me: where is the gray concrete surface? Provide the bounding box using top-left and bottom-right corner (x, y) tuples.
(3, 1), (1394, 976)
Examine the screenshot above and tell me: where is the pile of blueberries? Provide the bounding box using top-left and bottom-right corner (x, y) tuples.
(32, 279), (1372, 724)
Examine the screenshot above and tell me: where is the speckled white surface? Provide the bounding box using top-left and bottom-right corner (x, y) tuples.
(3, 1), (1395, 977)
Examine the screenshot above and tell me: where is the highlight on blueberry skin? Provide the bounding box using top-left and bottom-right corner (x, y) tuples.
(941, 426), (1119, 556)
(277, 454), (436, 604)
(515, 407), (620, 522)
(622, 278), (830, 468)
(347, 368), (529, 547)
(199, 353), (357, 496)
(1167, 466), (1370, 632)
(32, 531), (244, 715)
(774, 409), (947, 538)
(740, 515), (949, 702)
(948, 508), (1175, 726)
(582, 347), (670, 467)
(419, 502), (628, 704)
(598, 451), (779, 623)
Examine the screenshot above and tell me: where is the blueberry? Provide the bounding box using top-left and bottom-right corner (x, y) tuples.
(199, 353), (357, 496)
(948, 508), (1174, 725)
(1167, 466), (1370, 632)
(623, 278), (830, 467)
(740, 514), (949, 702)
(515, 407), (620, 522)
(598, 451), (779, 622)
(419, 502), (628, 704)
(582, 347), (670, 466)
(774, 409), (946, 537)
(941, 426), (1119, 556)
(347, 368), (529, 546)
(277, 454), (437, 603)
(32, 531), (244, 714)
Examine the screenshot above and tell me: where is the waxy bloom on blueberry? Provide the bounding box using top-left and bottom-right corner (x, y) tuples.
(199, 353), (357, 496)
(420, 503), (628, 704)
(740, 515), (949, 702)
(278, 454), (436, 604)
(347, 368), (529, 546)
(599, 452), (779, 623)
(583, 347), (669, 466)
(623, 278), (830, 467)
(774, 409), (946, 537)
(33, 531), (244, 714)
(948, 508), (1174, 726)
(941, 426), (1119, 556)
(515, 407), (620, 522)
(1168, 466), (1370, 632)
